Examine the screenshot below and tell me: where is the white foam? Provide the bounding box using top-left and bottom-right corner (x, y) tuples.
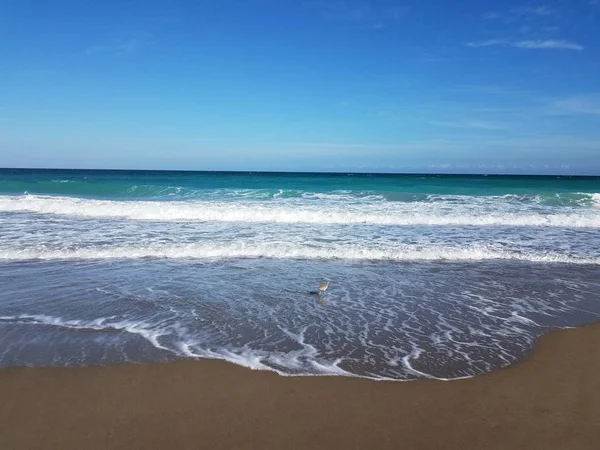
(1, 195), (599, 228)
(400, 346), (471, 381)
(0, 314), (369, 378)
(0, 314), (170, 350)
(1, 242), (597, 264)
(301, 191), (385, 201)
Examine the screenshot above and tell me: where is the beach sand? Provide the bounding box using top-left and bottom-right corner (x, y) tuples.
(1, 323), (599, 450)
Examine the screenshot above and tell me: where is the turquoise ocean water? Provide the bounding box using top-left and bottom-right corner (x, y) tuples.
(1, 169), (599, 379)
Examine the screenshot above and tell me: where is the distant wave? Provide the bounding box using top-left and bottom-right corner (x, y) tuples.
(1, 176), (599, 206)
(1, 242), (597, 264)
(1, 195), (599, 228)
(424, 192), (600, 207)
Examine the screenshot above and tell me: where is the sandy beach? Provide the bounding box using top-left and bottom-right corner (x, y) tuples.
(1, 323), (599, 450)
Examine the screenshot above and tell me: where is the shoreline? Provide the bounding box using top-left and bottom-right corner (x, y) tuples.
(1, 323), (600, 449)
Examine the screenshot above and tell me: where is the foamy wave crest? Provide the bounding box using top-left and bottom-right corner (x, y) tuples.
(1, 195), (600, 228)
(1, 243), (597, 264)
(300, 191), (385, 201)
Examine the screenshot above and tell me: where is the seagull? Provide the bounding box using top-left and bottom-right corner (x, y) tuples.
(318, 280), (330, 294)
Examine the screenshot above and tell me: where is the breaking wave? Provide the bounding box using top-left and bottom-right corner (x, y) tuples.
(1, 195), (599, 228)
(1, 242), (597, 264)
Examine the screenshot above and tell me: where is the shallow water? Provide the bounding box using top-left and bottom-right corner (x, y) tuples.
(1, 169), (599, 379)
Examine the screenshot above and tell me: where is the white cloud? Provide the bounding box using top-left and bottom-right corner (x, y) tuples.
(466, 39), (583, 51)
(514, 40), (584, 51)
(466, 39), (509, 48)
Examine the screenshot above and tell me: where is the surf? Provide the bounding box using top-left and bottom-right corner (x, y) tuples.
(1, 242), (598, 264)
(1, 195), (600, 228)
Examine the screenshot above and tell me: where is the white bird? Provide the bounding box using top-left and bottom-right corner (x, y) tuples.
(318, 280), (330, 293)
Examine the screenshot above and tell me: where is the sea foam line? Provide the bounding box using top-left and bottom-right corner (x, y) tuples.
(1, 195), (599, 228)
(0, 314), (467, 380)
(1, 243), (597, 264)
(0, 314), (378, 379)
(0, 314), (170, 351)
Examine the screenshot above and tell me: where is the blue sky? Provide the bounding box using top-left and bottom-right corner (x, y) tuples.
(1, 0), (599, 174)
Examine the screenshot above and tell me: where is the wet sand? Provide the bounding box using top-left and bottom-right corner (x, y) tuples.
(1, 323), (599, 450)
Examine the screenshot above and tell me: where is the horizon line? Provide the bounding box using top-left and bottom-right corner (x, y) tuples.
(2, 167), (600, 177)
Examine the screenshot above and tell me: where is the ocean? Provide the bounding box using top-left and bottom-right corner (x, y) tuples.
(1, 168), (599, 380)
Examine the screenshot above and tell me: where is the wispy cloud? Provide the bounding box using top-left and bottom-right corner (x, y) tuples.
(303, 1), (409, 25)
(514, 40), (584, 50)
(547, 95), (600, 115)
(484, 4), (556, 20)
(543, 25), (560, 32)
(447, 87), (600, 119)
(466, 39), (510, 48)
(520, 5), (555, 16)
(82, 39), (142, 56)
(429, 120), (506, 131)
(483, 11), (503, 20)
(281, 140), (462, 153)
(450, 85), (521, 95)
(466, 39), (583, 51)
